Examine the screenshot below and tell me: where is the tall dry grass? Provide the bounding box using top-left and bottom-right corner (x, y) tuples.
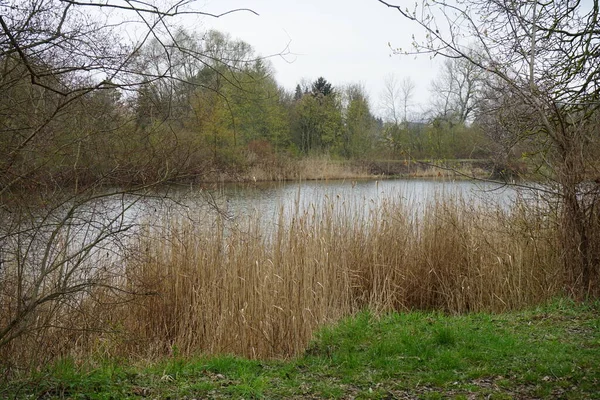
(245, 154), (372, 182)
(113, 195), (562, 360)
(0, 194), (565, 368)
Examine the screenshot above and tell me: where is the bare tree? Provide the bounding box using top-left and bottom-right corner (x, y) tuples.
(379, 74), (407, 154)
(380, 74), (402, 125)
(377, 0), (600, 295)
(0, 0), (258, 368)
(400, 77), (416, 123)
(380, 75), (424, 156)
(429, 56), (481, 124)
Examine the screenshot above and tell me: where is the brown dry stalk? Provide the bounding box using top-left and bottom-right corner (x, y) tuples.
(0, 196), (564, 368)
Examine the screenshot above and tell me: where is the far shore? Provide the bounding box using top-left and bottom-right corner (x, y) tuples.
(199, 157), (498, 184)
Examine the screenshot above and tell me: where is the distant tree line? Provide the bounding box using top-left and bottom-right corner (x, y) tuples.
(2, 25), (501, 191)
(128, 32), (495, 172)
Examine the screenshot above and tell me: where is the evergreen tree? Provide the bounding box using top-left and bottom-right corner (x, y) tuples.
(311, 77), (334, 97)
(294, 84), (303, 101)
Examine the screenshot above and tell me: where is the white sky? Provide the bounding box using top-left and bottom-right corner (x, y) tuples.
(191, 0), (441, 116)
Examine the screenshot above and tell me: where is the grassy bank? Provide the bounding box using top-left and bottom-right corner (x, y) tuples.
(2, 299), (598, 399)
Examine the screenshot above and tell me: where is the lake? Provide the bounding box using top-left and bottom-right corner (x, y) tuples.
(0, 178), (518, 271)
(135, 178), (518, 233)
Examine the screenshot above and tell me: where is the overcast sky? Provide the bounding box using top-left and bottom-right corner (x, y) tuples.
(190, 0), (440, 116)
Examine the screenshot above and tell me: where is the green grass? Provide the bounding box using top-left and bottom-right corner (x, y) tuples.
(2, 298), (599, 399)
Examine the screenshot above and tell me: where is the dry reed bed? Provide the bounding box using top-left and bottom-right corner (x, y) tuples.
(246, 155), (373, 182)
(117, 196), (562, 360)
(0, 196), (564, 368)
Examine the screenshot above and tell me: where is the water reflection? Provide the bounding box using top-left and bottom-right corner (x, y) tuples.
(0, 179), (518, 275)
(153, 179), (517, 233)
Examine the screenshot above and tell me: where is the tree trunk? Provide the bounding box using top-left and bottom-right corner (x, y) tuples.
(557, 124), (595, 297)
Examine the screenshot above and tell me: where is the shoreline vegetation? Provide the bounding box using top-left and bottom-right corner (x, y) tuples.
(188, 156), (497, 184)
(1, 189), (572, 368)
(2, 299), (598, 399)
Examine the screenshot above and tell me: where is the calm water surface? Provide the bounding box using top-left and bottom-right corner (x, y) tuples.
(146, 178), (518, 231)
(1, 178), (518, 270)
